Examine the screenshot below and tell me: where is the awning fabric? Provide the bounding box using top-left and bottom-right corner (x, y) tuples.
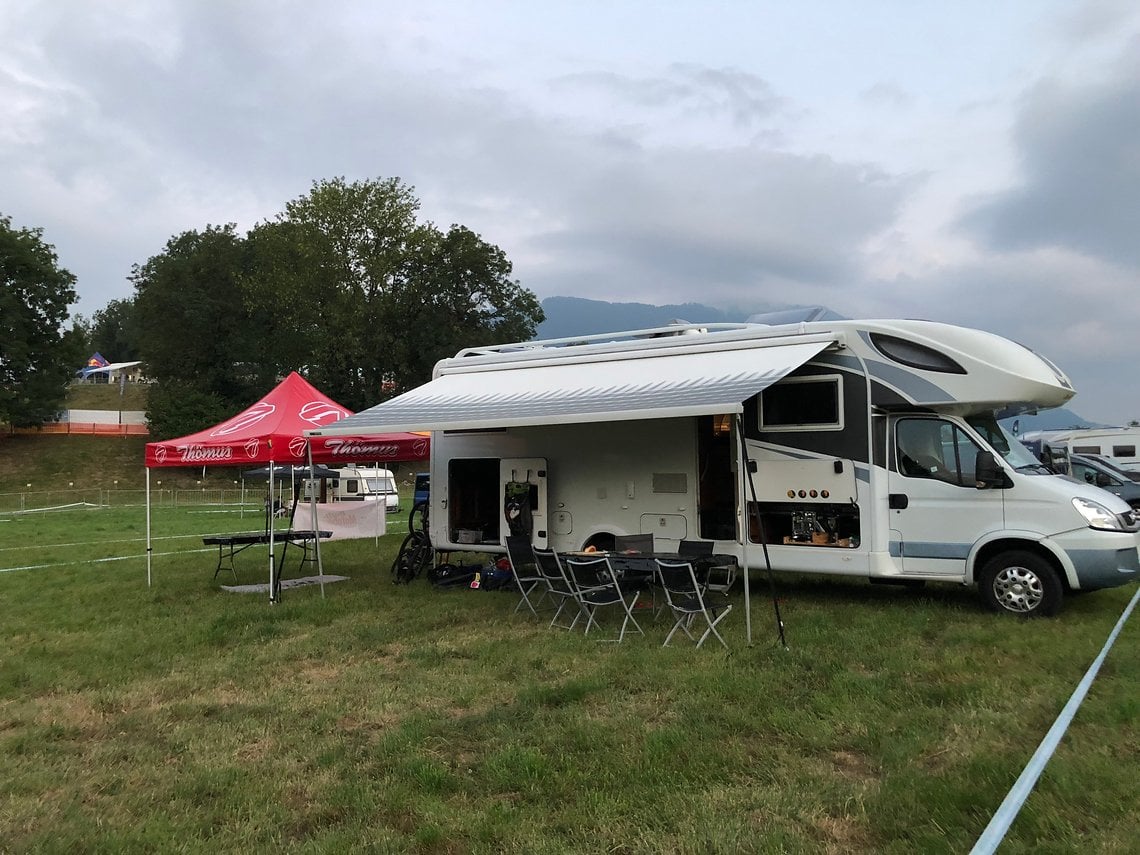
(310, 337), (834, 435)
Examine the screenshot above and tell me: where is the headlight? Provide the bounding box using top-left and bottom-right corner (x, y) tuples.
(1072, 497), (1124, 531)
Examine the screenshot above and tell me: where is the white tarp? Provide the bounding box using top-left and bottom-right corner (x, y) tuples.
(307, 502), (386, 540)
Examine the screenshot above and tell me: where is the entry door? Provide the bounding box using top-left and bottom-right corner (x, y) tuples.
(886, 417), (1004, 576)
(500, 458), (549, 548)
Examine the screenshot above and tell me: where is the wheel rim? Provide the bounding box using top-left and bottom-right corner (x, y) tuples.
(992, 566), (1044, 612)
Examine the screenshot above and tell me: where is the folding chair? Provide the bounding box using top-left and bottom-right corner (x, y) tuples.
(505, 535), (549, 618)
(564, 555), (645, 643)
(680, 540), (736, 593)
(655, 559), (733, 649)
(533, 548), (581, 631)
(678, 539), (713, 557)
(704, 559), (737, 595)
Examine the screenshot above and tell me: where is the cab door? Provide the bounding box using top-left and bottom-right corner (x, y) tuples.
(887, 416), (1004, 576)
(500, 458), (549, 548)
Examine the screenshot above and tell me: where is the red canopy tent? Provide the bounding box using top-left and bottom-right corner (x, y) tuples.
(145, 371), (428, 468)
(144, 371), (429, 593)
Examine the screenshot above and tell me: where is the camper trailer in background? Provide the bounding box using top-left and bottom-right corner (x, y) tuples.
(302, 467), (400, 511)
(311, 317), (1140, 617)
(1021, 427), (1140, 473)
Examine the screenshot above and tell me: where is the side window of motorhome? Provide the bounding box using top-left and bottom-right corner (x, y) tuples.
(345, 479), (359, 494)
(896, 419), (982, 486)
(1074, 445), (1100, 455)
(1113, 445), (1135, 457)
(760, 376), (843, 431)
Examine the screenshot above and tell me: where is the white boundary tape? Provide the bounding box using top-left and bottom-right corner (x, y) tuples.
(971, 585), (1140, 854)
(0, 548), (214, 574)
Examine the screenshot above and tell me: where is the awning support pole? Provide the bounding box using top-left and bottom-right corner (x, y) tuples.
(307, 441), (326, 599)
(737, 414), (787, 648)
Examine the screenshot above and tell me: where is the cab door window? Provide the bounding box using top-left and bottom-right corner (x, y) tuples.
(896, 419), (983, 487)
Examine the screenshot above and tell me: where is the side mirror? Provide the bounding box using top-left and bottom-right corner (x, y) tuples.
(975, 451), (1007, 488)
(1096, 472), (1112, 488)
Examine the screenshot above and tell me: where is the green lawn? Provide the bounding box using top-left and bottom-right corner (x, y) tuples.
(0, 501), (1137, 853)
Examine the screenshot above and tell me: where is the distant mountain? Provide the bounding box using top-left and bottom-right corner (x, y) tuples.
(534, 296), (750, 339)
(1000, 408), (1107, 434)
(536, 297), (1105, 430)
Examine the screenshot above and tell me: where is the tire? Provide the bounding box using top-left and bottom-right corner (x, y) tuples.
(392, 530), (433, 584)
(978, 550), (1063, 617)
(408, 500), (429, 535)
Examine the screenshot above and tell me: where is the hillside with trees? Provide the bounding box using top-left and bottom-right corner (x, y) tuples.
(1, 177), (545, 440)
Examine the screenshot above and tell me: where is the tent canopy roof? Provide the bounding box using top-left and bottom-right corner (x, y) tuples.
(145, 371), (429, 468)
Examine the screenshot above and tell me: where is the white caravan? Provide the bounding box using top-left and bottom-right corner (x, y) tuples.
(1021, 427), (1140, 472)
(323, 466), (400, 512)
(311, 319), (1140, 616)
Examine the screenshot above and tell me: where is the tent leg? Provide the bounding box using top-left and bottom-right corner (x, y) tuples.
(268, 460), (276, 604)
(145, 467), (152, 587)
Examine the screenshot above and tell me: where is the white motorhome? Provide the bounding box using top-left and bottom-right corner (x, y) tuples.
(1021, 427), (1140, 472)
(311, 318), (1140, 616)
(320, 466), (400, 512)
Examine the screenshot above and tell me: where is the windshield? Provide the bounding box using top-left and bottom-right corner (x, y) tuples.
(967, 415), (1051, 472)
(1083, 455), (1140, 482)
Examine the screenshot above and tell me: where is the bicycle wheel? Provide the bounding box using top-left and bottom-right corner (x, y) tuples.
(391, 531), (421, 583)
(392, 530), (434, 584)
(408, 500), (429, 535)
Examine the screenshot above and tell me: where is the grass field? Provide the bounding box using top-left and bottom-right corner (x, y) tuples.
(1, 494), (1137, 853)
(64, 381), (149, 411)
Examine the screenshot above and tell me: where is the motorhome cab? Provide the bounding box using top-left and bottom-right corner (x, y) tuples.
(312, 317), (1140, 616)
(331, 466), (400, 512)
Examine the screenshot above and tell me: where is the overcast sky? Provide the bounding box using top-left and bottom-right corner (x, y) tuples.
(3, 1), (1138, 424)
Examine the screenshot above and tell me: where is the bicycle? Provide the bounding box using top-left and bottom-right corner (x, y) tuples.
(391, 500), (432, 583)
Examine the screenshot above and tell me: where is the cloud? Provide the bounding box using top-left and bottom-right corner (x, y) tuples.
(956, 41), (1140, 268)
(554, 63), (787, 128)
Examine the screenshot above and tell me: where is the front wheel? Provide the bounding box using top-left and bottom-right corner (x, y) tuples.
(978, 550), (1063, 617)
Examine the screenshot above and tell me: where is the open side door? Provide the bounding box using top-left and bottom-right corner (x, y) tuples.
(500, 458), (548, 549)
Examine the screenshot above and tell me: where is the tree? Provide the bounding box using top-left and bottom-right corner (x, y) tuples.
(130, 176), (545, 434)
(143, 378), (231, 441)
(0, 214), (79, 427)
(131, 225), (266, 438)
(244, 177), (427, 410)
(388, 224), (544, 394)
(88, 298), (141, 362)
(244, 177), (544, 410)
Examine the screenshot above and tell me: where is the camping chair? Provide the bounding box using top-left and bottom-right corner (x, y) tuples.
(678, 539), (713, 557)
(505, 535), (549, 619)
(655, 559), (733, 649)
(681, 539), (736, 593)
(614, 533), (654, 553)
(533, 548), (581, 631)
(564, 555), (645, 643)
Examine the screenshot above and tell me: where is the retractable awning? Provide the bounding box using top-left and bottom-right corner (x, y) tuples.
(311, 336), (834, 436)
